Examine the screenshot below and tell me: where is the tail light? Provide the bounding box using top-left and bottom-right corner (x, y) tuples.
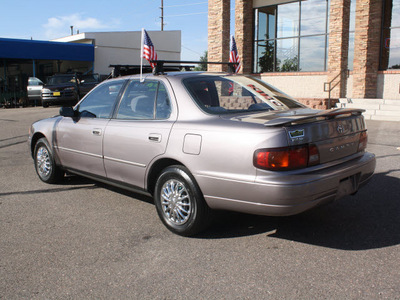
(254, 144), (320, 171)
(358, 131), (368, 152)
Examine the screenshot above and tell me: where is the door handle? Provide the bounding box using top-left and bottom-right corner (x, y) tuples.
(92, 128), (102, 136)
(149, 133), (162, 143)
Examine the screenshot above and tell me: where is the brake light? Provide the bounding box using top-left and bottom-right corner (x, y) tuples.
(358, 131), (368, 152)
(254, 144), (320, 171)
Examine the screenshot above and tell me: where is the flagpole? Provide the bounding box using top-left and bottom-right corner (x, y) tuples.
(140, 28), (144, 82)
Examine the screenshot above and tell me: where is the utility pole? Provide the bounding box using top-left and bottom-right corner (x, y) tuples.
(160, 0), (164, 31)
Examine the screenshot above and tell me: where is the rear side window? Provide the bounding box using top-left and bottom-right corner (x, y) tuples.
(116, 80), (171, 120)
(183, 75), (304, 114)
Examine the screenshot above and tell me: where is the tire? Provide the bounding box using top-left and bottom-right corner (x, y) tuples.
(154, 165), (211, 236)
(42, 101), (49, 108)
(34, 138), (64, 183)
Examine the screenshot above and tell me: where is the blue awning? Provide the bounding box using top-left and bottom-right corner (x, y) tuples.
(0, 37), (94, 61)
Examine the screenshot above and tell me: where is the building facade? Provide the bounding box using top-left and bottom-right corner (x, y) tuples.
(54, 31), (181, 76)
(0, 31), (181, 107)
(208, 0), (400, 108)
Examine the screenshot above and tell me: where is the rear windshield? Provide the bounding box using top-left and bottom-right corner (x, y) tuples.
(183, 75), (304, 114)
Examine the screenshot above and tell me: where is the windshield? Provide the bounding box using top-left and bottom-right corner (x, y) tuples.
(47, 75), (76, 85)
(183, 75), (304, 114)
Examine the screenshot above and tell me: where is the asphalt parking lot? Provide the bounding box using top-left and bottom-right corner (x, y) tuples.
(1, 106), (399, 299)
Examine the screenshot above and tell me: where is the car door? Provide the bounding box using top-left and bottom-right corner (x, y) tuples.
(27, 77), (43, 100)
(103, 79), (176, 188)
(55, 79), (125, 177)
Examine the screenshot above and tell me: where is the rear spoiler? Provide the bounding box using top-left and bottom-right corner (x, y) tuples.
(263, 108), (366, 127)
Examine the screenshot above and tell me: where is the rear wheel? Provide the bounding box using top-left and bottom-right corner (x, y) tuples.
(34, 138), (64, 183)
(154, 165), (211, 236)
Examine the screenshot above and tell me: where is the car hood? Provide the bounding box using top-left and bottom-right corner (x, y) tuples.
(222, 108), (365, 127)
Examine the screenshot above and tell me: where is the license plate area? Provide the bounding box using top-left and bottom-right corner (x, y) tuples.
(336, 173), (360, 199)
(53, 91), (61, 96)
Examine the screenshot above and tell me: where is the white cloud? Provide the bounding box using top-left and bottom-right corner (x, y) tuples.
(42, 13), (120, 39)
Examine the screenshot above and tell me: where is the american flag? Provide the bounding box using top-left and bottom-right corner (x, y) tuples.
(229, 35), (241, 73)
(143, 29), (158, 68)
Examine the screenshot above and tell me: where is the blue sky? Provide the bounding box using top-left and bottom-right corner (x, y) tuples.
(0, 0), (217, 61)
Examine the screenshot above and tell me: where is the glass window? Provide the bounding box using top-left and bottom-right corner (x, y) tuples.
(116, 80), (171, 120)
(301, 0), (327, 36)
(277, 2), (299, 38)
(256, 41), (275, 73)
(47, 75), (77, 85)
(300, 36), (326, 71)
(381, 0), (400, 70)
(348, 32), (355, 70)
(391, 0), (400, 28)
(386, 28), (400, 69)
(155, 83), (172, 119)
(81, 74), (99, 83)
(257, 6), (276, 40)
(28, 77), (43, 86)
(347, 0), (357, 70)
(77, 80), (124, 119)
(183, 75), (303, 115)
(276, 38), (298, 72)
(254, 0), (329, 73)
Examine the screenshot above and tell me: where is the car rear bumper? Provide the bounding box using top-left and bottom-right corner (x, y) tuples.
(198, 151), (376, 216)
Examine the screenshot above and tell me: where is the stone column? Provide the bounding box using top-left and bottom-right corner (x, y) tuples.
(235, 0), (253, 74)
(327, 0), (351, 99)
(352, 0), (383, 98)
(208, 0), (231, 72)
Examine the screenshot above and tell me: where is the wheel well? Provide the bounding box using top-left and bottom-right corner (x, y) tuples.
(147, 158), (185, 195)
(30, 133), (46, 158)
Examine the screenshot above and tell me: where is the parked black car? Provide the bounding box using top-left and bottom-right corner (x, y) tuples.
(41, 73), (100, 107)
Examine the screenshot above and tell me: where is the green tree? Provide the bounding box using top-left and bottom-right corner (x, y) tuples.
(280, 55), (299, 72)
(194, 51), (208, 71)
(258, 41), (275, 72)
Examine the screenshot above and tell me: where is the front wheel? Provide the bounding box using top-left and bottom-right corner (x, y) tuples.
(154, 165), (211, 236)
(34, 138), (64, 183)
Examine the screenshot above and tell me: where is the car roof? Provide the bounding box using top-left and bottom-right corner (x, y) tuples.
(111, 71), (237, 82)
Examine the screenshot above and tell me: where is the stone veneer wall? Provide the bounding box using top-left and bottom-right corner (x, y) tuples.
(235, 0), (253, 74)
(207, 0), (391, 108)
(327, 0), (351, 99)
(352, 0), (383, 98)
(208, 0), (231, 72)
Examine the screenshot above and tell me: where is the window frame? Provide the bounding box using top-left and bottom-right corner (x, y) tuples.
(380, 0), (400, 70)
(182, 75), (304, 115)
(75, 79), (127, 119)
(114, 79), (173, 121)
(254, 0), (330, 73)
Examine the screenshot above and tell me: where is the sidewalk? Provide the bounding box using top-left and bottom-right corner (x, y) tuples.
(366, 120), (400, 148)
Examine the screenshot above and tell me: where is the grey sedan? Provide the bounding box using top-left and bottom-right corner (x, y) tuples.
(29, 72), (376, 236)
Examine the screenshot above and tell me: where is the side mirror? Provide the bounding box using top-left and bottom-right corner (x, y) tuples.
(59, 106), (76, 118)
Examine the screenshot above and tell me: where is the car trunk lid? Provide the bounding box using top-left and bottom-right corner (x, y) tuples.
(230, 108), (367, 164)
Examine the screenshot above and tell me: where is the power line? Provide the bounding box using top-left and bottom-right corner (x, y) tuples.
(164, 2), (207, 8)
(181, 45), (203, 56)
(164, 11), (208, 18)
